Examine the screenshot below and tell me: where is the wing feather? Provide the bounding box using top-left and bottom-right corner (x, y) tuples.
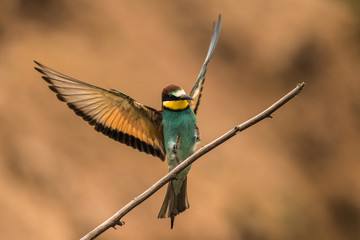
(190, 14), (222, 114)
(34, 61), (165, 160)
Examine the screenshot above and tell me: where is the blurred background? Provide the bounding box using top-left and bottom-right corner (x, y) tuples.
(1, 0), (360, 239)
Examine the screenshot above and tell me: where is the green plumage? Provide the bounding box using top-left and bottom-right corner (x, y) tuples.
(158, 106), (197, 227)
(163, 106), (197, 192)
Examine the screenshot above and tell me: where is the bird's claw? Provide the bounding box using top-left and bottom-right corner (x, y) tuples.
(172, 133), (181, 155)
(195, 125), (201, 142)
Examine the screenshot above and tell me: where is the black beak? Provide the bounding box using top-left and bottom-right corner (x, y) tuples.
(180, 94), (194, 101)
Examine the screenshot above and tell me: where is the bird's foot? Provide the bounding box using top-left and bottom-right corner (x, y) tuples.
(172, 133), (181, 155)
(195, 125), (201, 142)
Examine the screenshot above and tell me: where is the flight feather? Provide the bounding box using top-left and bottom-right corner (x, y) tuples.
(189, 14), (221, 114)
(34, 61), (166, 160)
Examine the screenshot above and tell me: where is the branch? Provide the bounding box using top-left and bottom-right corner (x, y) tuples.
(80, 82), (306, 240)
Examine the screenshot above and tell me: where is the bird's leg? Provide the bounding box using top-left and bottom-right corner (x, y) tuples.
(172, 133), (181, 164)
(195, 125), (201, 142)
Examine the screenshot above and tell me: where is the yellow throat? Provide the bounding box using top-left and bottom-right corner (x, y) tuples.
(163, 100), (189, 110)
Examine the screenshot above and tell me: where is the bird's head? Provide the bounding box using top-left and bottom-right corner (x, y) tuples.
(162, 84), (193, 111)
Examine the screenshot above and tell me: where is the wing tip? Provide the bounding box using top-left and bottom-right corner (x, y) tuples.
(42, 76), (52, 84)
(34, 60), (48, 76)
(33, 60), (40, 66)
(34, 60), (47, 70)
(34, 67), (44, 74)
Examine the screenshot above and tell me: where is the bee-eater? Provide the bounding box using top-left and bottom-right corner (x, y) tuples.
(34, 15), (221, 228)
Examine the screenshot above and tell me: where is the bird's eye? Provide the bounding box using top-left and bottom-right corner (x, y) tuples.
(168, 95), (175, 99)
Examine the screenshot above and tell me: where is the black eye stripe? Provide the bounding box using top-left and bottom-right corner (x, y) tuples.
(162, 94), (180, 101)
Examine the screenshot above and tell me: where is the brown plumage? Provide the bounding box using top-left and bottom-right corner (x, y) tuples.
(34, 61), (166, 160)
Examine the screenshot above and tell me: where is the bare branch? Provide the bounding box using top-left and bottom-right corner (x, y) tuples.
(80, 82), (306, 240)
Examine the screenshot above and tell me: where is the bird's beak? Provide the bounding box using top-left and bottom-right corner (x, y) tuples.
(180, 94), (194, 101)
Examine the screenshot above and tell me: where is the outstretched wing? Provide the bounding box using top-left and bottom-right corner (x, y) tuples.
(34, 61), (166, 160)
(189, 14), (221, 114)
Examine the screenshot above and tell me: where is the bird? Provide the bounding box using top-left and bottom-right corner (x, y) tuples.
(34, 15), (221, 228)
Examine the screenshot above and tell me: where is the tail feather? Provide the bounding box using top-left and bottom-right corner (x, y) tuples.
(158, 177), (189, 228)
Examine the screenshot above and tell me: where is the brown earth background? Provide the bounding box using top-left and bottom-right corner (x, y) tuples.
(1, 0), (360, 239)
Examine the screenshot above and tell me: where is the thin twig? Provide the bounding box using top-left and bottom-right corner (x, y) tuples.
(80, 82), (306, 240)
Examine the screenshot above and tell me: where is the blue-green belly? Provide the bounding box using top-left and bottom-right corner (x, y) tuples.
(162, 107), (197, 195)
